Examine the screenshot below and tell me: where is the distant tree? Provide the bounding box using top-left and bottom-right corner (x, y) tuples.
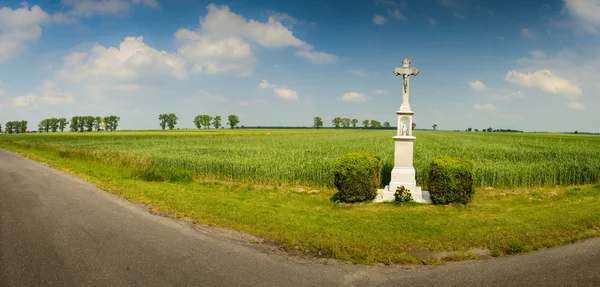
(313, 116), (323, 129)
(351, 118), (358, 128)
(18, 121), (27, 133)
(212, 116), (222, 129)
(193, 115), (203, 129)
(432, 124), (438, 131)
(383, 122), (391, 128)
(93, 116), (103, 131)
(575, 130), (579, 134)
(78, 116), (85, 132)
(6, 122), (14, 134)
(332, 117), (341, 128)
(474, 129), (479, 132)
(103, 116), (120, 131)
(159, 113), (178, 130)
(202, 115), (213, 129)
(38, 119), (49, 133)
(341, 118), (350, 128)
(487, 127), (493, 133)
(70, 117), (79, 132)
(158, 114), (168, 130)
(467, 127), (472, 132)
(370, 120), (381, 129)
(193, 115), (212, 129)
(58, 118), (68, 132)
(167, 113), (178, 130)
(0, 122), (2, 133)
(412, 122), (416, 130)
(83, 116), (94, 132)
(362, 119), (369, 129)
(227, 114), (240, 129)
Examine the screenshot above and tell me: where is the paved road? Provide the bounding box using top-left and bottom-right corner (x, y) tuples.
(1, 149), (600, 286)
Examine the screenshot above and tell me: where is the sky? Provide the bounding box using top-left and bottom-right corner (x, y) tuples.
(0, 0), (599, 132)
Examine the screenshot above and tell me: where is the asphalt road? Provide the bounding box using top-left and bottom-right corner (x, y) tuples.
(1, 148), (600, 287)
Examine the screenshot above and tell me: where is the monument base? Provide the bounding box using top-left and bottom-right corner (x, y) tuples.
(373, 167), (432, 203)
(374, 185), (431, 203)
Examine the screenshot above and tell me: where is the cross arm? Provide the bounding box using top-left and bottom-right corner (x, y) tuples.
(393, 67), (420, 76)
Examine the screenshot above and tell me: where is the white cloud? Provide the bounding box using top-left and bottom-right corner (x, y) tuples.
(372, 89), (388, 94)
(60, 0), (160, 17)
(58, 36), (187, 85)
(200, 4), (305, 48)
(567, 101), (586, 110)
(10, 93), (36, 107)
(428, 18), (436, 25)
(0, 5), (51, 60)
(337, 92), (368, 102)
(348, 69), (368, 78)
(474, 103), (496, 111)
(42, 93), (75, 104)
(505, 69), (582, 99)
(176, 30), (255, 76)
(522, 28), (532, 38)
(468, 80), (486, 91)
(177, 3), (336, 71)
(373, 15), (386, 25)
(563, 0), (600, 33)
(454, 13), (465, 20)
(257, 80), (276, 89)
(389, 9), (406, 20)
(295, 49), (338, 64)
(273, 88), (297, 100)
(529, 50), (546, 59)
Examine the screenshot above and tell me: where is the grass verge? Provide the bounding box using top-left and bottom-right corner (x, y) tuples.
(2, 143), (600, 265)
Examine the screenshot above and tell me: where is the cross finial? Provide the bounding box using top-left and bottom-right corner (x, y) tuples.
(402, 58), (410, 67)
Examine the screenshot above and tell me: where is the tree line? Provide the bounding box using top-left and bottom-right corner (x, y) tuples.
(35, 116), (121, 133)
(313, 117), (419, 130)
(158, 113), (241, 130)
(464, 127), (523, 133)
(1, 121), (28, 134)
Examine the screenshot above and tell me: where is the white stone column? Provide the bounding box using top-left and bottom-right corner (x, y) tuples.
(374, 58), (431, 203)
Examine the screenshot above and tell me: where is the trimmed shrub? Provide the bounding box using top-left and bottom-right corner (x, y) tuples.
(428, 156), (475, 204)
(332, 152), (382, 203)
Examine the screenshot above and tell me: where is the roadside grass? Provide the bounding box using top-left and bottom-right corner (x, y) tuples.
(2, 143), (600, 265)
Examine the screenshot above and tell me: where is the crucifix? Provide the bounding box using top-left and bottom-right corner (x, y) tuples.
(374, 57), (431, 204)
(393, 58), (419, 112)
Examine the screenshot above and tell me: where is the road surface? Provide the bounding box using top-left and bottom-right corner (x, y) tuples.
(1, 149), (599, 286)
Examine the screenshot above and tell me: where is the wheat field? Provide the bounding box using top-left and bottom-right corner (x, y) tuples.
(2, 129), (599, 188)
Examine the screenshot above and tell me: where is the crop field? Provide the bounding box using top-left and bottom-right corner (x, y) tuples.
(2, 129), (600, 189)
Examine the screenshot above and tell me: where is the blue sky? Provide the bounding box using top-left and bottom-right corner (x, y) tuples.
(0, 0), (599, 132)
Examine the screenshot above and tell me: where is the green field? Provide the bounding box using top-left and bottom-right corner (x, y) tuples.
(2, 129), (600, 188)
(2, 129), (600, 265)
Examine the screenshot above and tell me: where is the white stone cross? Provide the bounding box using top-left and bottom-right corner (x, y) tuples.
(393, 58), (419, 112)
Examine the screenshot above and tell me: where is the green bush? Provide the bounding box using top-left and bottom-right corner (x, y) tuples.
(428, 156), (475, 204)
(332, 152), (382, 203)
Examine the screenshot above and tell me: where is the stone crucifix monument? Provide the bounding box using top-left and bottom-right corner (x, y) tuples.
(374, 58), (432, 203)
